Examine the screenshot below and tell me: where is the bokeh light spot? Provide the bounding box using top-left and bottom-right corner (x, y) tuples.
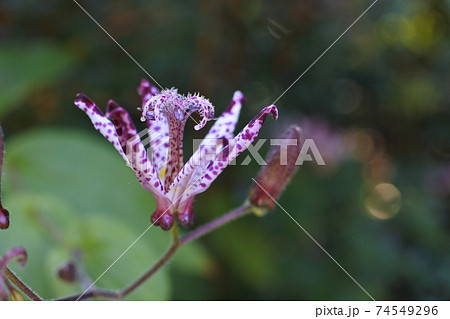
(365, 183), (402, 220)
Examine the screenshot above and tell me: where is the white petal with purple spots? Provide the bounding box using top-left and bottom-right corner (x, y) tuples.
(75, 93), (165, 197)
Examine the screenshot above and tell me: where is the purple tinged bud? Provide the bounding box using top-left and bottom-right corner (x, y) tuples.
(177, 209), (195, 228)
(151, 210), (174, 231)
(249, 125), (302, 210)
(0, 208), (9, 230)
(57, 261), (77, 283)
(159, 214), (174, 231)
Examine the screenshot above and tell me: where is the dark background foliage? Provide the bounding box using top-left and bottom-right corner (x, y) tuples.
(0, 0), (449, 300)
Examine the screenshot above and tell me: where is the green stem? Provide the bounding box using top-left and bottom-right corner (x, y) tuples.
(53, 289), (119, 301)
(119, 239), (180, 298)
(55, 202), (253, 301)
(181, 203), (252, 244)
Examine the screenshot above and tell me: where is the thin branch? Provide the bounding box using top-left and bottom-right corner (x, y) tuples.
(54, 289), (119, 301)
(118, 222), (181, 297)
(54, 202), (253, 301)
(181, 203), (251, 244)
(53, 241), (180, 301)
(4, 267), (43, 301)
(119, 239), (180, 298)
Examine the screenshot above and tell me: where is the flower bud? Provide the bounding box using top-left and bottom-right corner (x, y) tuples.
(177, 208), (195, 228)
(0, 208), (9, 230)
(249, 125), (302, 210)
(151, 209), (174, 231)
(57, 261), (77, 283)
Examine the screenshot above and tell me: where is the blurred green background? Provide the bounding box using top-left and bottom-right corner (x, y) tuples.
(1, 0), (449, 300)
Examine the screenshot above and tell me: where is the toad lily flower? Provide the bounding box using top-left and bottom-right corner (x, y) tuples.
(75, 79), (278, 230)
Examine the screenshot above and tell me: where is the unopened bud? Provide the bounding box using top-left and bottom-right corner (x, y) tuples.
(0, 208), (9, 229)
(57, 261), (77, 283)
(249, 125), (302, 210)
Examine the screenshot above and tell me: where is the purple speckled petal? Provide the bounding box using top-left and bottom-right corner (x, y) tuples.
(188, 105), (278, 201)
(170, 104), (278, 207)
(203, 90), (244, 140)
(75, 94), (130, 163)
(76, 83), (276, 231)
(146, 116), (170, 179)
(167, 91), (245, 207)
(138, 81), (170, 178)
(105, 100), (138, 151)
(165, 138), (220, 223)
(215, 104), (278, 167)
(75, 94), (165, 197)
(137, 78), (160, 106)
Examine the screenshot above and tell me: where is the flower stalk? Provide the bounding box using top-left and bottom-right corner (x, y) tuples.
(181, 203), (252, 244)
(54, 202), (253, 301)
(3, 267), (43, 301)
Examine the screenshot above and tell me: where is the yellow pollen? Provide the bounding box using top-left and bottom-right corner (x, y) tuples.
(159, 167), (167, 179)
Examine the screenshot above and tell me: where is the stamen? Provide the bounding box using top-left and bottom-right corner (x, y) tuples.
(140, 89), (215, 130)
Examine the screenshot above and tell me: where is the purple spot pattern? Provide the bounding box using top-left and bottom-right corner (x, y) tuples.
(75, 93), (164, 198)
